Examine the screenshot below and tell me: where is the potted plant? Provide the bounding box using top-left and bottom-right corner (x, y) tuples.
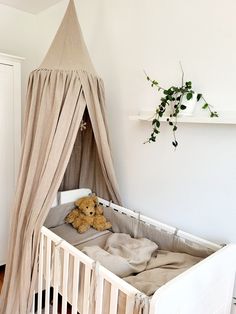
(145, 70), (218, 148)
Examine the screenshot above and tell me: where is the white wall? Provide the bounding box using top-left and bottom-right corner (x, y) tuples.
(2, 0), (236, 244)
(0, 4), (40, 105)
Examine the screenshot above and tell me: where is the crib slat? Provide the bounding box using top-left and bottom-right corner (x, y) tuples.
(72, 257), (80, 314)
(109, 286), (118, 314)
(52, 245), (60, 314)
(37, 233), (44, 314)
(61, 250), (69, 314)
(125, 295), (135, 314)
(83, 265), (91, 314)
(95, 274), (104, 314)
(45, 237), (52, 314)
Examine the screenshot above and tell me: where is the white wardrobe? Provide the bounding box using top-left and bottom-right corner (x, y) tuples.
(0, 53), (22, 265)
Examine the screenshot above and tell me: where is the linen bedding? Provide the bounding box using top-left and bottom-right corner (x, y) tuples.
(82, 233), (202, 296)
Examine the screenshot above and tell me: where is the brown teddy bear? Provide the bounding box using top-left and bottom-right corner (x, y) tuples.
(65, 195), (112, 233)
(65, 195), (96, 233)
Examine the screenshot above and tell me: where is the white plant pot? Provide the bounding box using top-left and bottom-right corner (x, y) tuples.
(179, 93), (197, 116)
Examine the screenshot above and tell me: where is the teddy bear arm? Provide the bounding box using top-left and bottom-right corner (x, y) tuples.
(77, 223), (91, 233)
(71, 214), (94, 233)
(71, 217), (82, 229)
(65, 209), (80, 223)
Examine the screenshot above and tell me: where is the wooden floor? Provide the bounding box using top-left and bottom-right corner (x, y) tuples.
(0, 265), (5, 294)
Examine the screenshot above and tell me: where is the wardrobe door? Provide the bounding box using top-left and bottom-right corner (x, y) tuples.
(0, 63), (16, 265)
(0, 54), (22, 266)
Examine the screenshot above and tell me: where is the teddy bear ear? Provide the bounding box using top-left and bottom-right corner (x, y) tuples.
(89, 192), (98, 203)
(75, 197), (85, 207)
(92, 195), (98, 205)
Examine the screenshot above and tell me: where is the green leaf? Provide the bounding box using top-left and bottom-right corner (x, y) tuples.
(154, 129), (159, 134)
(202, 103), (208, 109)
(156, 120), (160, 128)
(169, 121), (173, 126)
(210, 111), (218, 118)
(186, 81), (192, 88)
(173, 126), (177, 131)
(173, 87), (179, 92)
(172, 141), (178, 147)
(197, 93), (202, 101)
(152, 119), (158, 125)
(180, 105), (187, 110)
(186, 93), (193, 100)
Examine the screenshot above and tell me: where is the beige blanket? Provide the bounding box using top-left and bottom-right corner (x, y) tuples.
(83, 233), (202, 296)
(82, 233), (158, 277)
(124, 250), (202, 296)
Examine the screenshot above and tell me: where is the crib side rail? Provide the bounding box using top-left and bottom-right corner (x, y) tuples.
(32, 226), (140, 314)
(149, 244), (236, 314)
(98, 197), (221, 252)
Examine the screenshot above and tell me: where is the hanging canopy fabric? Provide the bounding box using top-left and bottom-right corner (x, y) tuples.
(0, 1), (121, 313)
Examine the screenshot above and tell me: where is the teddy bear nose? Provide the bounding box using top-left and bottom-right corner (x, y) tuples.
(90, 212), (93, 215)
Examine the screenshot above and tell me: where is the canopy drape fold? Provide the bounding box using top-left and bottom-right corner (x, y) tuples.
(0, 1), (121, 312)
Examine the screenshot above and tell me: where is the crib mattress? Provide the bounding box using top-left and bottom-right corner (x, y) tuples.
(50, 223), (111, 247)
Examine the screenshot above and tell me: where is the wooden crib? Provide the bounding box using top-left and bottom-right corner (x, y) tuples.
(32, 189), (236, 314)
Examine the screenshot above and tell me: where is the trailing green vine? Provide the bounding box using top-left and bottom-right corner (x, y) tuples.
(145, 71), (218, 148)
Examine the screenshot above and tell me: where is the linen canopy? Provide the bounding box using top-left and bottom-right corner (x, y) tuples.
(0, 1), (121, 313)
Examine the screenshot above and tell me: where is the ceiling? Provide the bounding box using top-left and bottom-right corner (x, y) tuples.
(0, 0), (64, 14)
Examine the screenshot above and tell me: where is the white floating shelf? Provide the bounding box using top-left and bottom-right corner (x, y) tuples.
(129, 112), (236, 125)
